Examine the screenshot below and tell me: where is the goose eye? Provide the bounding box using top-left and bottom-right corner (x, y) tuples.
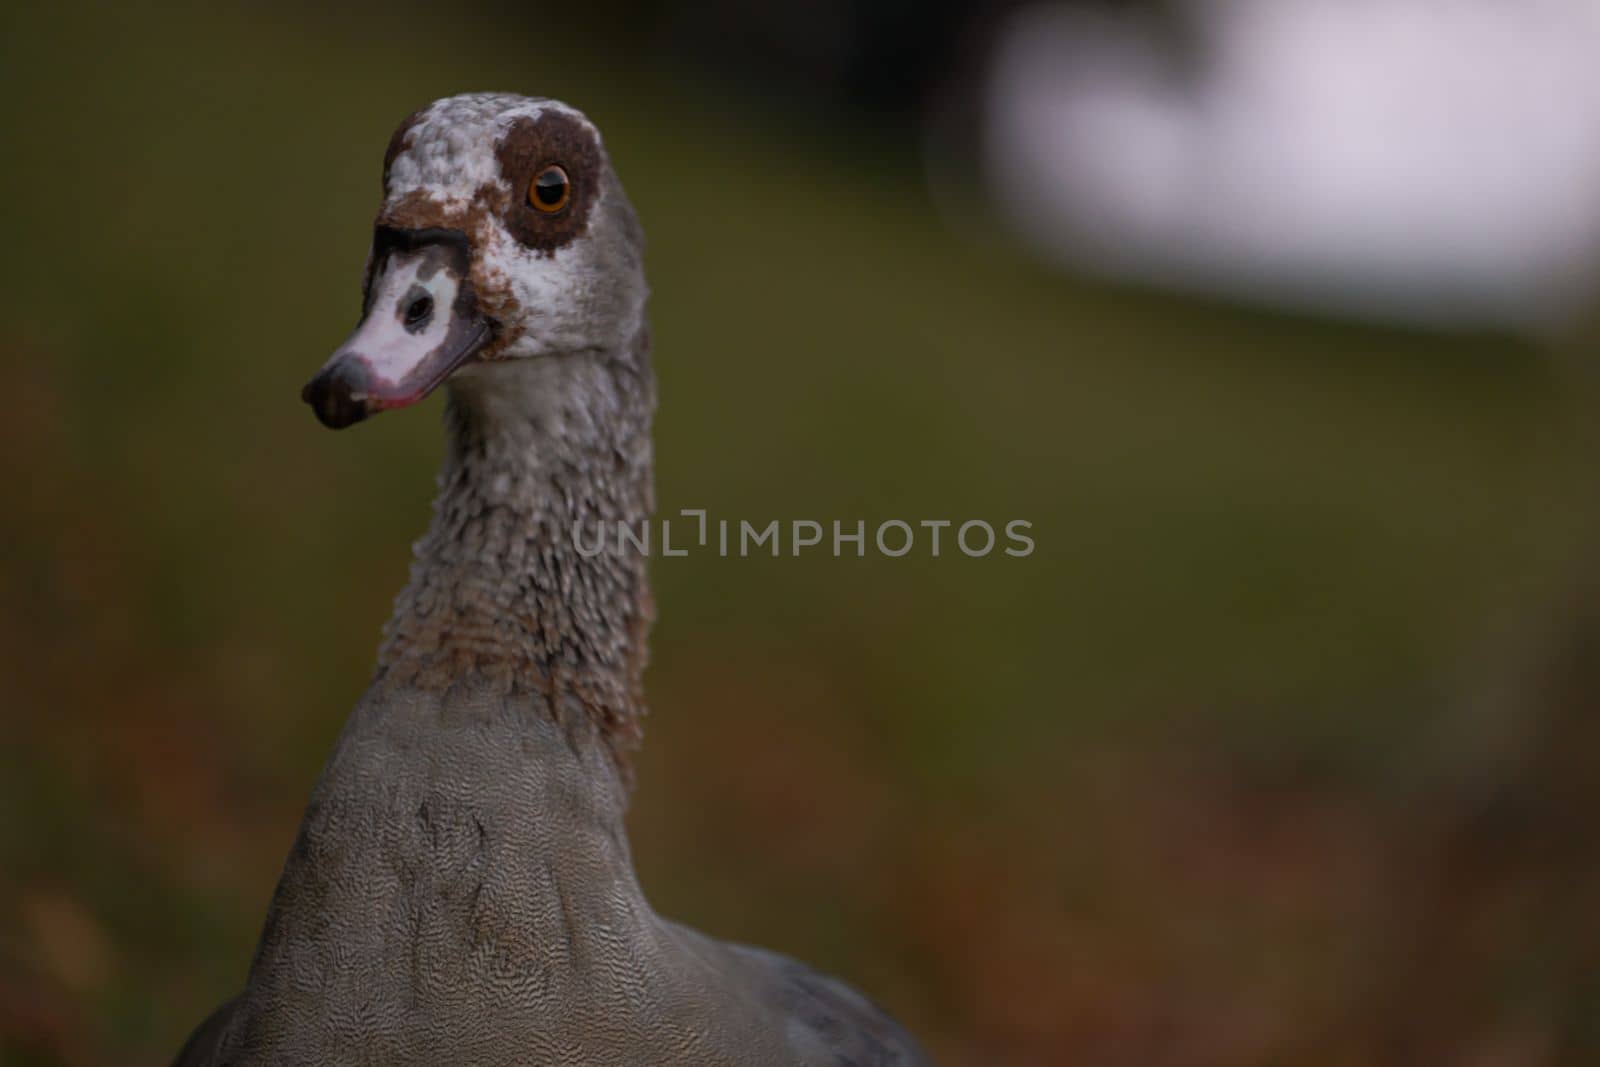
(529, 165), (570, 213)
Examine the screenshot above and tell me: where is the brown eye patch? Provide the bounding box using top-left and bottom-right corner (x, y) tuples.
(493, 112), (600, 255)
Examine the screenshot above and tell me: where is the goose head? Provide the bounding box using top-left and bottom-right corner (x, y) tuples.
(302, 93), (646, 429)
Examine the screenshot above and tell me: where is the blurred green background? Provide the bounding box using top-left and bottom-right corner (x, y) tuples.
(2, 2), (1599, 1065)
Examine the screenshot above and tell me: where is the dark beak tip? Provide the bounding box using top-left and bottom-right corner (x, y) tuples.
(301, 361), (371, 430)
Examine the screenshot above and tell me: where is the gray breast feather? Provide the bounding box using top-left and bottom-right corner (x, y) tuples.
(173, 950), (932, 1067)
(721, 941), (932, 1067)
(170, 690), (933, 1066)
(171, 997), (235, 1067)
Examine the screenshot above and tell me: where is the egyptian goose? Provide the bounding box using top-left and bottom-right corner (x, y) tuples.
(174, 93), (929, 1066)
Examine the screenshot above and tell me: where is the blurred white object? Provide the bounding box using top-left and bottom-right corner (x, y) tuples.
(977, 0), (1600, 329)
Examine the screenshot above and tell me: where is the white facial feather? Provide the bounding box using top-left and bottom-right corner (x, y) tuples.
(379, 93), (644, 361)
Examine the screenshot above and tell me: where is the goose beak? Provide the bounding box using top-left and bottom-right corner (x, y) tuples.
(302, 227), (493, 429)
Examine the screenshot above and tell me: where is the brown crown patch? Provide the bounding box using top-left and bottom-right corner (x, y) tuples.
(491, 111), (601, 256)
(382, 106), (428, 192)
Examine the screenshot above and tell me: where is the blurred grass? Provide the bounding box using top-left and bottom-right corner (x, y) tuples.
(1, 2), (1597, 1064)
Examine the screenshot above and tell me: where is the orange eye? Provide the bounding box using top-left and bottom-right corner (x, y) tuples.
(528, 165), (570, 213)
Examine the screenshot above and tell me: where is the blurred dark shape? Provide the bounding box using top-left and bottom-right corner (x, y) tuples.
(1365, 573), (1600, 1061)
(658, 0), (988, 121)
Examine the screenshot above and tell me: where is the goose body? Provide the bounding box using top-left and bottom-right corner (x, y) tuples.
(175, 94), (927, 1066)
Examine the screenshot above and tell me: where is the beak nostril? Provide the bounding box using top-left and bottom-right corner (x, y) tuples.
(403, 293), (435, 332)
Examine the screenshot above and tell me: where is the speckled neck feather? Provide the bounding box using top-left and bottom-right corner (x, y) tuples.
(374, 326), (655, 773)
